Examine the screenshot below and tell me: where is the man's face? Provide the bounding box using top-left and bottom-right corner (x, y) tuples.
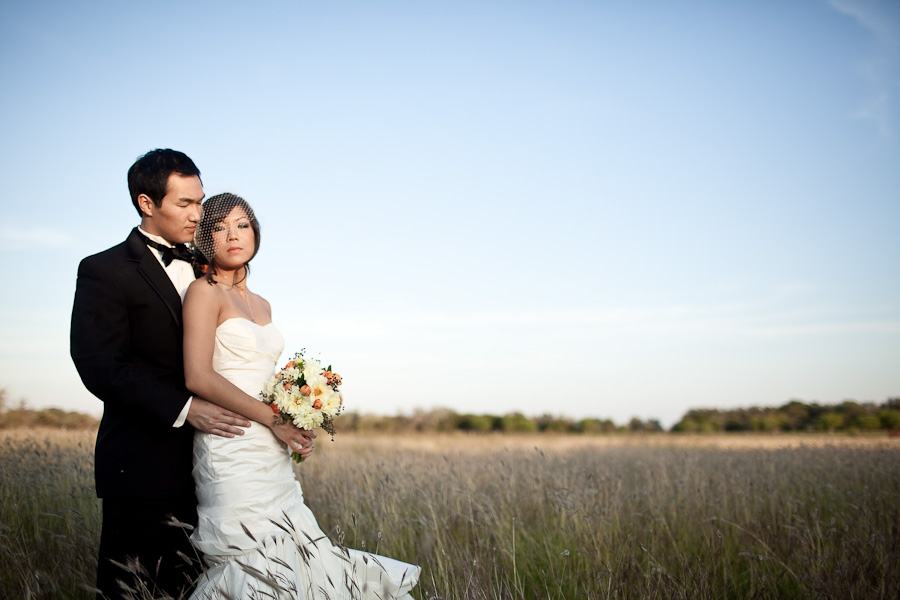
(139, 174), (204, 245)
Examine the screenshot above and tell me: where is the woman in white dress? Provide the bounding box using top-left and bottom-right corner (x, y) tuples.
(182, 193), (420, 599)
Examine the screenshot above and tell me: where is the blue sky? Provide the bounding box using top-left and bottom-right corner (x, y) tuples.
(1, 0), (898, 428)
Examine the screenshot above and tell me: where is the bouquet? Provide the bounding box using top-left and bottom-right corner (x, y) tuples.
(260, 349), (344, 462)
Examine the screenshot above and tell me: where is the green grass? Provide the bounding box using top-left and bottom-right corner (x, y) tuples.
(1, 430), (898, 599)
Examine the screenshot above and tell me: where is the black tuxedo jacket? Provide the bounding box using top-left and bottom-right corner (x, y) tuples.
(71, 228), (195, 499)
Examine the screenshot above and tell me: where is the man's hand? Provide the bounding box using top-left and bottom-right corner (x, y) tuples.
(271, 422), (317, 460)
(187, 397), (251, 437)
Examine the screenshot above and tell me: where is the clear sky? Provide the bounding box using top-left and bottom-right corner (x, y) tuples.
(1, 0), (898, 428)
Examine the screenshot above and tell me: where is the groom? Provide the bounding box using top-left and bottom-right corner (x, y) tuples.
(70, 149), (313, 599)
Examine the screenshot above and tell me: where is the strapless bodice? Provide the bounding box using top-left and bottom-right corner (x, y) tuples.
(212, 318), (284, 397)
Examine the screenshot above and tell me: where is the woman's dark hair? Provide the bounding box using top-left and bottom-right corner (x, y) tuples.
(192, 193), (261, 284)
(128, 149), (201, 215)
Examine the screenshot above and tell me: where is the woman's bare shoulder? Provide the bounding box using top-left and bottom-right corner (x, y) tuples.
(260, 295), (273, 319)
(185, 276), (223, 303)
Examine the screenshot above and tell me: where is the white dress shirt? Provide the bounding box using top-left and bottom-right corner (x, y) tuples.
(138, 227), (194, 427)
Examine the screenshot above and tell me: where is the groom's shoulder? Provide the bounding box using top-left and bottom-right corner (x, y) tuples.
(78, 229), (143, 272)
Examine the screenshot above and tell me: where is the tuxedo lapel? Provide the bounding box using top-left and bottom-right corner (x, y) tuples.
(125, 228), (183, 327)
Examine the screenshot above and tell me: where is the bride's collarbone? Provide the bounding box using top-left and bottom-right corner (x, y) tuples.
(218, 287), (268, 325)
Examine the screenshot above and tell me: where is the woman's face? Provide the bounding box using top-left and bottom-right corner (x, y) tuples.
(211, 205), (255, 270)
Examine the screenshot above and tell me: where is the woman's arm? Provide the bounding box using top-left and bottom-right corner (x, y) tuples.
(183, 280), (315, 453)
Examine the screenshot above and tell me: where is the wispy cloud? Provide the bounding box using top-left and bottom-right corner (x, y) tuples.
(829, 0), (899, 48)
(828, 0), (900, 136)
(0, 227), (72, 249)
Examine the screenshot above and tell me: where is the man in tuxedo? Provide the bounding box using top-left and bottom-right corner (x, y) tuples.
(70, 149), (313, 599)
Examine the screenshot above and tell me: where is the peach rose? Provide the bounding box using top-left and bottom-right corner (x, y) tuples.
(300, 385), (311, 396)
(313, 399), (323, 410)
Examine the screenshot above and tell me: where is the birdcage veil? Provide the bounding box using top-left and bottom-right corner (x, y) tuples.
(192, 193), (260, 277)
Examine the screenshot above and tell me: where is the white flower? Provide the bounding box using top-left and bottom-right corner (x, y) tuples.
(306, 376), (335, 408)
(293, 410), (323, 430)
(303, 359), (322, 381)
(322, 392), (342, 415)
(263, 376), (277, 397)
(272, 385), (291, 409)
(305, 373), (328, 392)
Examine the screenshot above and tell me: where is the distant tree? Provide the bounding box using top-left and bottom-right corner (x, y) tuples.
(409, 408), (460, 432)
(536, 413), (574, 432)
(501, 412), (538, 433)
(763, 410), (789, 432)
(672, 409), (725, 433)
(806, 402), (829, 425)
(672, 417), (699, 433)
(839, 401), (867, 423)
(457, 414), (494, 432)
(780, 400), (811, 431)
(724, 409), (750, 431)
(818, 412), (844, 433)
(854, 413), (882, 431)
(579, 418), (616, 434)
(878, 408), (900, 430)
(645, 419), (664, 432)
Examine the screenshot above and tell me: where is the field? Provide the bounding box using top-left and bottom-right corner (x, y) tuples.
(1, 430), (898, 599)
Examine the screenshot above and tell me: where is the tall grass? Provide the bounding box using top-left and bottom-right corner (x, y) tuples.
(1, 430), (898, 599)
(0, 429), (100, 598)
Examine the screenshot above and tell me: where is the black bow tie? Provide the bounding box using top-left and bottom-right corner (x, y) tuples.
(141, 235), (194, 266)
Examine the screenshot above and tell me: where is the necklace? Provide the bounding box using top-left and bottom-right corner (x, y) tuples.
(238, 288), (256, 323)
(231, 268), (256, 323)
(233, 281), (256, 323)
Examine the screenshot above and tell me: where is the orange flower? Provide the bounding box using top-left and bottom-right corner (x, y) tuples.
(300, 385), (311, 396)
(269, 403), (280, 414)
(282, 382), (291, 390)
(285, 360), (296, 369)
(313, 399), (323, 410)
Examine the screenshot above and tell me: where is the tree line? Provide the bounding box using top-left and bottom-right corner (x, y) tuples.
(0, 391), (99, 429)
(2, 388), (898, 433)
(338, 398), (900, 434)
(671, 398), (900, 433)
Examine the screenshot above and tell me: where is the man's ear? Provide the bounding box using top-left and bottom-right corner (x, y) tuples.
(137, 194), (155, 218)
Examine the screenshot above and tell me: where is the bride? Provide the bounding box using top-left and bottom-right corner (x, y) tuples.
(182, 193), (420, 599)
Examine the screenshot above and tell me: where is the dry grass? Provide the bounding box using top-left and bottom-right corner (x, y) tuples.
(1, 429), (898, 599)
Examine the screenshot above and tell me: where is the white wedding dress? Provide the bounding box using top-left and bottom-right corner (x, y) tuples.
(190, 318), (420, 600)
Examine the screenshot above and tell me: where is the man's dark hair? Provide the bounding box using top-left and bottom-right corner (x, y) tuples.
(128, 149), (201, 215)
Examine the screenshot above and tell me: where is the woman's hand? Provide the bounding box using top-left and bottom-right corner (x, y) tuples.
(270, 421), (317, 460)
